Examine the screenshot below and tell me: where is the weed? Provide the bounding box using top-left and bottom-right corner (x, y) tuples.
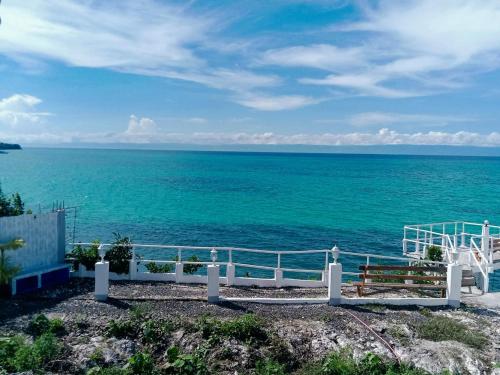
(145, 262), (173, 273)
(27, 314), (66, 337)
(87, 366), (129, 375)
(418, 308), (433, 318)
(106, 319), (137, 339)
(128, 351), (156, 375)
(165, 346), (208, 375)
(387, 325), (411, 346)
(416, 316), (488, 349)
(12, 333), (62, 373)
(196, 314), (267, 345)
(141, 319), (175, 344)
(90, 348), (105, 365)
(255, 358), (286, 375)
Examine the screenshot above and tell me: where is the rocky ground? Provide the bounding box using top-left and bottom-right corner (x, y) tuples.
(0, 279), (499, 374)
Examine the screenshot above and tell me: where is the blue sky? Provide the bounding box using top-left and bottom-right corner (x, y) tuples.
(1, 0), (500, 146)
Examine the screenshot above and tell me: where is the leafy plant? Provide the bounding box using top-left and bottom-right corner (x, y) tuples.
(255, 358), (286, 375)
(69, 241), (101, 271)
(145, 262), (173, 273)
(165, 346), (208, 375)
(105, 233), (133, 274)
(12, 333), (62, 373)
(426, 245), (443, 262)
(128, 351), (155, 374)
(106, 319), (137, 339)
(0, 238), (24, 287)
(196, 314), (268, 345)
(141, 319), (175, 344)
(27, 314), (66, 337)
(181, 255), (203, 275)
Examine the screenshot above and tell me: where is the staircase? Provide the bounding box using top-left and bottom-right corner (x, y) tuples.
(461, 269), (476, 290)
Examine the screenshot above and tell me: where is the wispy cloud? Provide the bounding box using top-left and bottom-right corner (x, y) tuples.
(318, 112), (475, 128)
(261, 1), (500, 98)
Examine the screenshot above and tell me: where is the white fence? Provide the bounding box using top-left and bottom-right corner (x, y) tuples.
(71, 242), (460, 307)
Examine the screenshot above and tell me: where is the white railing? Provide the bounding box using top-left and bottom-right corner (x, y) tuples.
(69, 242), (444, 288)
(469, 237), (489, 292)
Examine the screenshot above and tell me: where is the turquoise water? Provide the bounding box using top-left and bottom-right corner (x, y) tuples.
(1, 148), (499, 283)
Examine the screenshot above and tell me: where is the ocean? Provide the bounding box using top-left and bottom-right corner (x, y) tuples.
(1, 148), (499, 286)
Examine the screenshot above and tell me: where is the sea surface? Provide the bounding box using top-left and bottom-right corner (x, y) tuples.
(1, 148), (499, 286)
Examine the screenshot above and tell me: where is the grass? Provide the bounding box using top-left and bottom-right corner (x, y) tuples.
(416, 316), (488, 349)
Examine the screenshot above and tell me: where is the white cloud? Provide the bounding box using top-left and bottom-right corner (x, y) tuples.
(236, 94), (321, 111)
(0, 94), (50, 127)
(125, 115), (158, 135)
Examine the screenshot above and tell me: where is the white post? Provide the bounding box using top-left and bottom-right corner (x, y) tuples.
(95, 261), (109, 301)
(207, 265), (220, 303)
(226, 263), (235, 286)
(175, 262), (183, 283)
(446, 261), (462, 307)
(328, 246), (342, 305)
(481, 220), (490, 262)
(129, 247), (137, 280)
(275, 269), (283, 288)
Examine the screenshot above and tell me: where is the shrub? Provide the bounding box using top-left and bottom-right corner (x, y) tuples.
(416, 316), (488, 349)
(12, 333), (62, 373)
(27, 314), (66, 337)
(128, 351), (156, 375)
(145, 262), (173, 273)
(255, 358), (286, 375)
(0, 335), (24, 372)
(69, 241), (100, 271)
(0, 184), (25, 217)
(181, 256), (203, 275)
(426, 245), (443, 262)
(106, 319), (137, 339)
(165, 346), (208, 375)
(105, 233), (133, 274)
(141, 319), (175, 344)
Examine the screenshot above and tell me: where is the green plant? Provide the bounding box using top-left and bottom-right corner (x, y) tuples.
(0, 184), (25, 217)
(145, 262), (173, 273)
(27, 314), (65, 337)
(177, 255), (203, 275)
(426, 245), (443, 262)
(165, 346), (208, 375)
(0, 238), (24, 287)
(69, 241), (101, 271)
(0, 335), (24, 372)
(128, 351), (155, 374)
(87, 366), (129, 375)
(106, 319), (137, 339)
(105, 233), (133, 274)
(196, 314), (268, 345)
(141, 319), (175, 344)
(90, 348), (105, 365)
(416, 316), (488, 349)
(255, 359), (286, 375)
(12, 333), (62, 373)
(322, 350), (358, 375)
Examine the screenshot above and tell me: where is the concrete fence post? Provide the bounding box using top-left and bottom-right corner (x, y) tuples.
(175, 262), (183, 283)
(275, 269), (283, 288)
(207, 265), (220, 303)
(481, 220), (490, 261)
(95, 261), (109, 301)
(226, 263), (235, 286)
(129, 259), (137, 280)
(447, 262), (462, 307)
(328, 262), (342, 305)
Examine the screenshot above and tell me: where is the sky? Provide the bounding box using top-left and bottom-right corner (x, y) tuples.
(1, 0), (500, 147)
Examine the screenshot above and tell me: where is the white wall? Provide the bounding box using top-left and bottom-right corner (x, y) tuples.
(0, 210), (65, 273)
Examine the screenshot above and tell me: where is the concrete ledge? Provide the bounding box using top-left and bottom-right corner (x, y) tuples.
(340, 297), (449, 306)
(221, 297), (329, 305)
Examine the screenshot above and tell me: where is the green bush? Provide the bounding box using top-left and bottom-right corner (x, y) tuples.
(426, 245), (443, 262)
(0, 335), (24, 371)
(181, 256), (203, 275)
(128, 351), (156, 375)
(165, 346), (208, 375)
(12, 333), (62, 373)
(0, 184), (25, 217)
(105, 233), (134, 274)
(145, 262), (173, 273)
(141, 319), (175, 344)
(69, 241), (101, 271)
(255, 358), (286, 375)
(27, 314), (66, 337)
(416, 316), (488, 349)
(106, 319), (137, 339)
